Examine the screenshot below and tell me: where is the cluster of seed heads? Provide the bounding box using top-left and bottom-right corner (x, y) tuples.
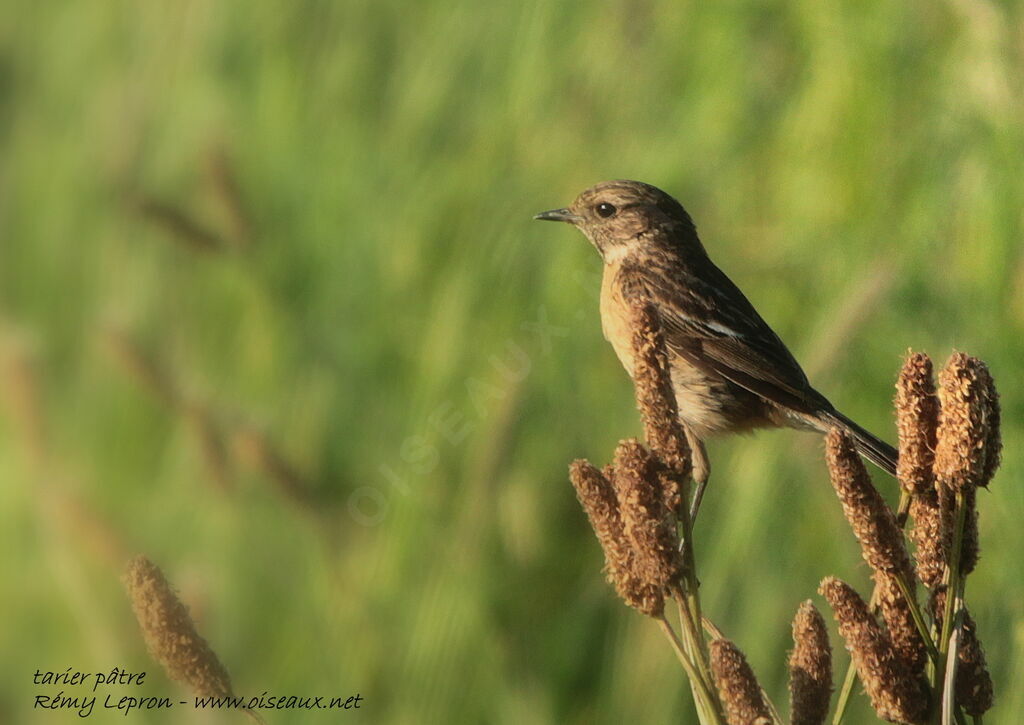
(569, 323), (1000, 725)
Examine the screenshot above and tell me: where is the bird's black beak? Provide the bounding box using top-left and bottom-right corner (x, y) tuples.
(533, 208), (581, 224)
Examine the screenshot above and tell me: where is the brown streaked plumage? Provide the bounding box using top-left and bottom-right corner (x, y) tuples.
(536, 180), (897, 499)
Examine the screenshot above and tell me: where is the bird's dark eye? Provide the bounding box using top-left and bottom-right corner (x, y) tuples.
(596, 202), (617, 218)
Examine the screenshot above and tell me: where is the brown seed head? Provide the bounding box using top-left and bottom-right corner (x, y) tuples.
(908, 490), (951, 590)
(819, 577), (928, 724)
(123, 556), (233, 698)
(788, 600), (833, 725)
(569, 459), (663, 616)
(652, 461), (683, 517)
(709, 639), (772, 725)
(895, 352), (938, 495)
(628, 301), (691, 516)
(935, 353), (993, 493)
(611, 439), (683, 589)
(977, 365), (1001, 488)
(825, 430), (912, 576)
(629, 302), (691, 474)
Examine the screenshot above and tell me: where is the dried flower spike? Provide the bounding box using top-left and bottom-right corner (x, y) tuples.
(935, 353), (992, 493)
(819, 577), (927, 724)
(611, 439), (683, 590)
(894, 352), (938, 495)
(788, 600), (832, 725)
(124, 556), (233, 698)
(629, 301), (691, 478)
(628, 302), (692, 516)
(825, 429), (912, 577)
(710, 639), (772, 725)
(977, 364), (1001, 487)
(908, 490), (950, 590)
(569, 459), (663, 616)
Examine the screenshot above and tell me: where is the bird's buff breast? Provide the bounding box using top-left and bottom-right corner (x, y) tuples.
(599, 261), (773, 439)
(599, 262), (639, 376)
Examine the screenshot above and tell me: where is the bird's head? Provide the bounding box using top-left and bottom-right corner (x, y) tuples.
(534, 180), (702, 263)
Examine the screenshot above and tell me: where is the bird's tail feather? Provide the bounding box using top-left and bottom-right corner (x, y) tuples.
(821, 410), (898, 477)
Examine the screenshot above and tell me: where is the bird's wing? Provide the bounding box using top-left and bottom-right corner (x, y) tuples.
(617, 258), (830, 416)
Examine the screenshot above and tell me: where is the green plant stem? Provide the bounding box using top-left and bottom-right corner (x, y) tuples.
(672, 468), (716, 713)
(940, 610), (969, 725)
(831, 656), (859, 725)
(674, 596), (707, 683)
(893, 571), (940, 662)
(677, 481), (703, 635)
(942, 625), (959, 725)
(895, 489), (912, 526)
(940, 492), (968, 654)
(931, 490), (969, 725)
(672, 586), (718, 711)
(672, 596), (712, 725)
(657, 616), (724, 725)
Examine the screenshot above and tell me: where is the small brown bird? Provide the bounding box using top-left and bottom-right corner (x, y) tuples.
(536, 180), (896, 511)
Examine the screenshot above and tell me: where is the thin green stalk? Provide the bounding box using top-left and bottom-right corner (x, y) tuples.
(949, 604), (969, 725)
(940, 493), (968, 653)
(934, 493), (968, 702)
(941, 628), (958, 725)
(673, 595), (716, 724)
(941, 612), (968, 725)
(932, 490), (969, 725)
(761, 688), (784, 725)
(895, 490), (912, 526)
(831, 656), (858, 725)
(674, 596), (707, 683)
(677, 479), (703, 635)
(892, 571), (940, 662)
(672, 585), (718, 709)
(674, 465), (719, 718)
(657, 614), (699, 679)
(657, 616), (724, 725)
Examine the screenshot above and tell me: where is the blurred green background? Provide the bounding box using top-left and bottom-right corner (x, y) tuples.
(2, 1), (1022, 723)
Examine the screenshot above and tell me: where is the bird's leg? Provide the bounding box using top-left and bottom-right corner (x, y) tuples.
(684, 427), (710, 526)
